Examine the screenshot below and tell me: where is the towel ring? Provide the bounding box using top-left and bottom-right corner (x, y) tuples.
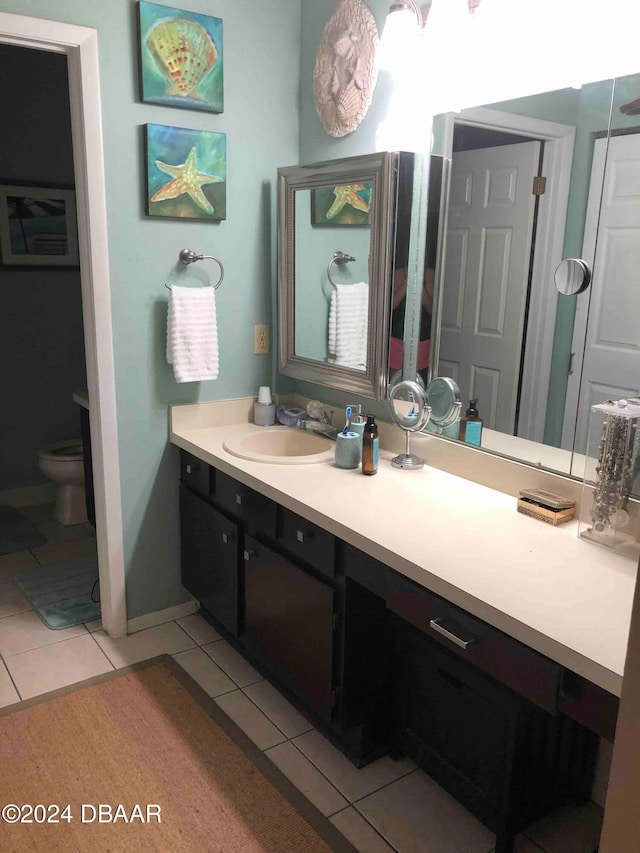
(164, 248), (224, 291)
(327, 251), (356, 288)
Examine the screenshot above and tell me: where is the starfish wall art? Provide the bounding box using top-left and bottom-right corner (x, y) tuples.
(311, 182), (371, 227)
(145, 123), (226, 220)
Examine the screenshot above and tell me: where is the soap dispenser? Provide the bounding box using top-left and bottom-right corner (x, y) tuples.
(361, 414), (379, 475)
(459, 399), (483, 446)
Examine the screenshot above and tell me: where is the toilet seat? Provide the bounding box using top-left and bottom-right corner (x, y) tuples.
(38, 440), (83, 462)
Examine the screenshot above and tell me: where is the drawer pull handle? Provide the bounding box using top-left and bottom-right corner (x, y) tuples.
(236, 494), (243, 506)
(222, 532), (235, 544)
(243, 549), (255, 562)
(186, 464), (192, 474)
(429, 617), (478, 650)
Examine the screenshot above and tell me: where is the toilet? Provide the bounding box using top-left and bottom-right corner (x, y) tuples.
(38, 440), (86, 525)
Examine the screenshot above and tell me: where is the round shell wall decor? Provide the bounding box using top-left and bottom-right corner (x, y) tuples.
(314, 0), (379, 138)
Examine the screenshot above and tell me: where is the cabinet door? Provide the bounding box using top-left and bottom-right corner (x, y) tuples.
(243, 534), (334, 720)
(180, 486), (239, 636)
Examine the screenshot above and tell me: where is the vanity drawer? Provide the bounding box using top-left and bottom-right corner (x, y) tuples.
(213, 470), (278, 538)
(180, 450), (213, 498)
(385, 575), (561, 713)
(559, 669), (619, 742)
(280, 508), (335, 578)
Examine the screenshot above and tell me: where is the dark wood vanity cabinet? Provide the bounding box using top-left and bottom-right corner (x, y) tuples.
(178, 451), (614, 853)
(179, 452), (340, 726)
(392, 617), (596, 853)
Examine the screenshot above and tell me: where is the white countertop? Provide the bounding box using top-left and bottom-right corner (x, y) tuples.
(170, 400), (637, 697)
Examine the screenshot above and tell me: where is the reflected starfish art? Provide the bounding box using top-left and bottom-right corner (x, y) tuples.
(326, 183), (370, 220)
(151, 147), (223, 214)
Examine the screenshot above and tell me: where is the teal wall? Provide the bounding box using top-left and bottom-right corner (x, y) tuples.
(0, 0), (301, 618)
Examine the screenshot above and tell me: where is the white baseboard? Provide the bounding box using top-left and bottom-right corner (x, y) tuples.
(0, 483), (56, 507)
(127, 599), (199, 634)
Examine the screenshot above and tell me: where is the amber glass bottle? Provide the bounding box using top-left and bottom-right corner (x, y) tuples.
(361, 415), (379, 475)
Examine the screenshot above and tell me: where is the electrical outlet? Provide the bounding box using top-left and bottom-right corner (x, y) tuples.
(254, 324), (270, 354)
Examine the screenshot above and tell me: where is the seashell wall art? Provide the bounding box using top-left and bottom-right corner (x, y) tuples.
(314, 0), (379, 137)
(138, 1), (224, 114)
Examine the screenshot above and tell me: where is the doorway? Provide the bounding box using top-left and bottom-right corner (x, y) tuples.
(0, 13), (125, 637)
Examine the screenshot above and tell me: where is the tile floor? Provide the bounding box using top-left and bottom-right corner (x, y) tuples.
(0, 502), (604, 853)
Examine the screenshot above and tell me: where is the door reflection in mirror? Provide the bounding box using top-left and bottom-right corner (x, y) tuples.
(429, 76), (626, 476)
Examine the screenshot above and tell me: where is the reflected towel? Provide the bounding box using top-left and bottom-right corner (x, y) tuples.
(166, 285), (219, 383)
(327, 282), (369, 369)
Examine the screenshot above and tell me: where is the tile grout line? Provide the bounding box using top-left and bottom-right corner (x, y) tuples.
(0, 652), (24, 702)
(86, 631), (116, 672)
(331, 804), (402, 853)
(289, 734), (420, 811)
(238, 683), (314, 743)
(286, 736), (367, 814)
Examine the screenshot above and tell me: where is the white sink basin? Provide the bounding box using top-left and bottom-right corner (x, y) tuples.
(223, 427), (334, 464)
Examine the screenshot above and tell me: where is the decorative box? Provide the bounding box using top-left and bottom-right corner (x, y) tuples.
(578, 399), (640, 556)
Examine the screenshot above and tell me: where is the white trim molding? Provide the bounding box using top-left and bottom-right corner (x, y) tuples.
(127, 601), (199, 635)
(0, 13), (127, 637)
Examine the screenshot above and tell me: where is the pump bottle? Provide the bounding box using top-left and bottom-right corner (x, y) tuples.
(459, 399), (483, 446)
(361, 414), (379, 475)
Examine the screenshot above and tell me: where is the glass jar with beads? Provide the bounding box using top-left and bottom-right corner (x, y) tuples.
(578, 398), (640, 558)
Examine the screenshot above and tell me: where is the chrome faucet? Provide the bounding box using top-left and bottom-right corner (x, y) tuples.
(296, 401), (339, 440)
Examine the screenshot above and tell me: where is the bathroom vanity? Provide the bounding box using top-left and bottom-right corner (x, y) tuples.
(170, 401), (631, 853)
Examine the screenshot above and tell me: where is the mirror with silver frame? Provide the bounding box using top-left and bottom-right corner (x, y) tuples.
(278, 152), (394, 400)
(277, 152), (444, 401)
(416, 71), (640, 488)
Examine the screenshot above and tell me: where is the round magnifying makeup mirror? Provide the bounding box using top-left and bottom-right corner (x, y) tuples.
(389, 380), (431, 469)
(554, 258), (591, 296)
(425, 377), (462, 434)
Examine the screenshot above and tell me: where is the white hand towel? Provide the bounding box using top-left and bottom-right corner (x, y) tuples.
(330, 282), (369, 369)
(166, 285), (219, 383)
(328, 290), (337, 359)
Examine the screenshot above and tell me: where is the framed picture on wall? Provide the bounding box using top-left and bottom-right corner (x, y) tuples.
(0, 184), (79, 268)
(145, 123), (227, 221)
(138, 1), (224, 114)
(311, 182), (372, 226)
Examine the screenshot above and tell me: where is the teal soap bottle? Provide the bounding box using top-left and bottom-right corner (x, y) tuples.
(459, 399), (483, 446)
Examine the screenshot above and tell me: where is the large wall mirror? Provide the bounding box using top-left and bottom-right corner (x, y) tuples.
(278, 151), (443, 400)
(422, 70), (640, 486)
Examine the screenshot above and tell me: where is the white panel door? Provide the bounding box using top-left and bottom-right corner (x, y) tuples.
(566, 133), (640, 455)
(439, 141), (540, 432)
